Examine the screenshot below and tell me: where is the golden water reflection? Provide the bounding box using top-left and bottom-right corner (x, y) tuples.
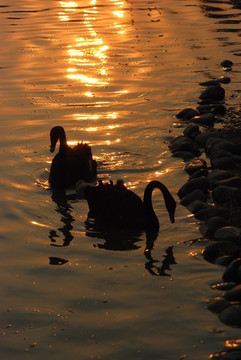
(58, 0), (128, 148)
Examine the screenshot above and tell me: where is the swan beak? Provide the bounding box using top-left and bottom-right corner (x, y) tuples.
(169, 213), (175, 223)
(50, 146), (55, 153)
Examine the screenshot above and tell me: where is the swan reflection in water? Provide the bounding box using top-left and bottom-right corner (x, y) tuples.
(83, 179), (177, 276)
(85, 222), (177, 276)
(48, 179), (177, 275)
(49, 189), (75, 247)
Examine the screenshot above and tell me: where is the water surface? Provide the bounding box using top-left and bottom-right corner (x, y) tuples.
(1, 0), (241, 359)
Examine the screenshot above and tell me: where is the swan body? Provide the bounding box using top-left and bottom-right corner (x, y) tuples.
(85, 180), (176, 231)
(49, 126), (97, 189)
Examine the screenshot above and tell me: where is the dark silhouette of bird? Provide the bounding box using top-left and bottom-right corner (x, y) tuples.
(83, 179), (176, 231)
(49, 126), (97, 189)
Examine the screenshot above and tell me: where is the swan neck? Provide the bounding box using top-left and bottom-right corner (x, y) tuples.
(143, 183), (159, 230)
(143, 180), (176, 229)
(50, 126), (67, 152)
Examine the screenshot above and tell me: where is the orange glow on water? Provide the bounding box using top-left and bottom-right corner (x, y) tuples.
(57, 0), (127, 140)
(31, 221), (49, 228)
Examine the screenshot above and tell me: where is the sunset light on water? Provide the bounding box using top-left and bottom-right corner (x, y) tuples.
(1, 0), (241, 359)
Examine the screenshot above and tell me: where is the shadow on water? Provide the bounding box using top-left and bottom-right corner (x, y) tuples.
(85, 219), (177, 277)
(48, 189), (177, 276)
(49, 190), (75, 247)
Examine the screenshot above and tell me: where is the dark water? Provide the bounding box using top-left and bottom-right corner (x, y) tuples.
(1, 0), (241, 359)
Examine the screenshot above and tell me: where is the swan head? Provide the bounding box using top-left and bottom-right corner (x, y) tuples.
(50, 126), (66, 152)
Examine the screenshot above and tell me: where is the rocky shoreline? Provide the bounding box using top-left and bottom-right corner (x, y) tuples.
(169, 61), (241, 359)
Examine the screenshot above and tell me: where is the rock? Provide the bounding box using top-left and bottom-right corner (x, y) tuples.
(189, 168), (209, 180)
(220, 59), (233, 68)
(199, 77), (230, 87)
(172, 151), (196, 161)
(194, 206), (230, 221)
(196, 105), (212, 114)
(207, 297), (231, 313)
(212, 104), (226, 115)
(203, 240), (239, 263)
(195, 131), (222, 147)
(183, 124), (200, 139)
(180, 189), (207, 206)
(169, 136), (201, 156)
(192, 112), (216, 126)
(205, 137), (225, 155)
(187, 200), (210, 214)
(199, 85), (225, 102)
(184, 158), (207, 175)
(223, 259), (241, 283)
(215, 176), (241, 189)
(211, 150), (235, 160)
(211, 282), (236, 291)
(219, 305), (241, 327)
(199, 216), (227, 238)
(224, 284), (241, 301)
(210, 349), (241, 359)
(216, 255), (236, 266)
(177, 176), (208, 198)
(212, 186), (241, 205)
(207, 169), (235, 186)
(175, 108), (199, 120)
(199, 80), (220, 87)
(211, 156), (240, 170)
(219, 76), (231, 84)
(214, 226), (241, 242)
(209, 140), (238, 157)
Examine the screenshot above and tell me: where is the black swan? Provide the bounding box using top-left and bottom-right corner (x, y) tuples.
(49, 126), (97, 189)
(84, 179), (176, 231)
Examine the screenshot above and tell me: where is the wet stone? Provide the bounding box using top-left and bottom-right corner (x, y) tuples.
(189, 168), (209, 180)
(212, 186), (241, 205)
(223, 259), (241, 283)
(211, 156), (240, 170)
(216, 255), (236, 267)
(183, 124), (200, 139)
(224, 284), (241, 301)
(207, 169), (235, 184)
(192, 112), (216, 126)
(210, 349), (241, 360)
(199, 216), (227, 238)
(177, 176), (208, 199)
(205, 136), (225, 154)
(211, 282), (236, 291)
(219, 76), (231, 84)
(212, 104), (226, 115)
(184, 158), (207, 175)
(209, 140), (238, 157)
(220, 59), (233, 68)
(214, 226), (241, 242)
(199, 85), (225, 102)
(187, 200), (210, 214)
(210, 150), (235, 161)
(199, 80), (220, 87)
(172, 151), (196, 161)
(180, 189), (207, 207)
(169, 136), (201, 156)
(207, 297), (231, 314)
(194, 206), (230, 221)
(196, 104), (212, 114)
(203, 241), (239, 264)
(195, 131), (222, 147)
(175, 108), (199, 120)
(215, 176), (241, 189)
(219, 305), (241, 327)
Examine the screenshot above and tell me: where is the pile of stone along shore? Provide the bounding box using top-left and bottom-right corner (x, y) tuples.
(170, 60), (241, 358)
